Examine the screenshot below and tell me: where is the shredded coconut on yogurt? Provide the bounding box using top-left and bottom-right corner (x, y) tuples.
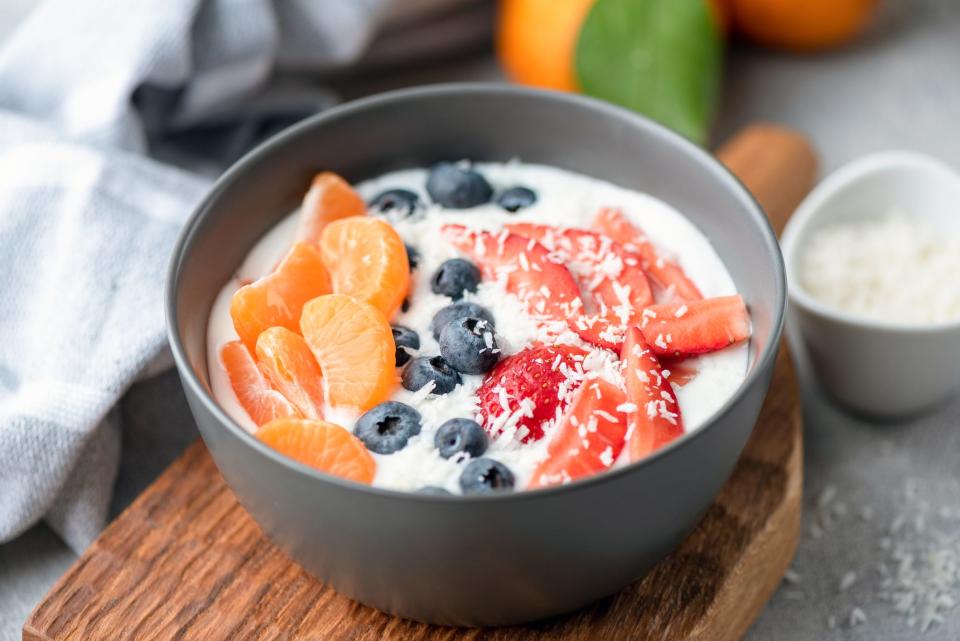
(206, 161), (748, 492)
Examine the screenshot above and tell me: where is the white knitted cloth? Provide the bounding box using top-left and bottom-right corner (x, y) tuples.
(0, 0), (408, 552)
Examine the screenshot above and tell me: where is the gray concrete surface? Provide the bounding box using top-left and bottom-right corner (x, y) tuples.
(3, 1), (960, 639)
(728, 3), (960, 639)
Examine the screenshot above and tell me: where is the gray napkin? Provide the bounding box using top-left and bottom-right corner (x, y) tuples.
(0, 0), (490, 553)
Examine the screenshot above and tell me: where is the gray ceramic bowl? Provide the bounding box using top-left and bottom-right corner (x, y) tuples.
(166, 84), (785, 627)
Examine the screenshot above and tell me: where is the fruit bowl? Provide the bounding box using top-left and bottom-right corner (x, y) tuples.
(781, 151), (960, 416)
(166, 84), (785, 626)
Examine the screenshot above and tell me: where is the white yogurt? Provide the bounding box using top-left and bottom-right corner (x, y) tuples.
(206, 162), (748, 492)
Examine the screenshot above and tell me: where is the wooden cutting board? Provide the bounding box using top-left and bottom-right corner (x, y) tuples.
(24, 124), (816, 641)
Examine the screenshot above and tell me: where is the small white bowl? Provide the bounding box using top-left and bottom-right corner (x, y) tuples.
(781, 151), (960, 418)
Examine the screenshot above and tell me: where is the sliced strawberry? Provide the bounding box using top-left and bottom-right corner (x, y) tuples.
(476, 344), (587, 443)
(505, 223), (653, 316)
(528, 378), (628, 489)
(640, 295), (751, 357)
(621, 326), (684, 461)
(442, 225), (584, 327)
(505, 223), (652, 351)
(567, 315), (623, 352)
(593, 207), (703, 303)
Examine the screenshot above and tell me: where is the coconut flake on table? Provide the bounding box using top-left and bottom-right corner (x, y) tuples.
(795, 478), (960, 635)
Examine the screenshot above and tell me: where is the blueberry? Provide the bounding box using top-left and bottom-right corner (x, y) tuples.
(430, 301), (495, 340)
(435, 418), (488, 459)
(402, 356), (461, 395)
(430, 258), (481, 300)
(496, 186), (537, 213)
(370, 188), (420, 218)
(354, 401), (422, 454)
(404, 244), (420, 271)
(416, 486), (452, 496)
(392, 325), (420, 367)
(459, 458), (515, 494)
(439, 316), (500, 374)
(426, 162), (493, 209)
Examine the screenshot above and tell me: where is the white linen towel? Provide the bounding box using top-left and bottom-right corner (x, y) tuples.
(0, 0), (490, 552)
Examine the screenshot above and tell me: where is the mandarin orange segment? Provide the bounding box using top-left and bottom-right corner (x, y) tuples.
(256, 327), (325, 420)
(257, 418), (376, 484)
(220, 341), (302, 427)
(319, 217), (409, 320)
(230, 242), (331, 351)
(296, 172), (367, 246)
(300, 294), (396, 412)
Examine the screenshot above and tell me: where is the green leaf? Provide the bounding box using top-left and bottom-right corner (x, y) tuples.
(574, 0), (722, 145)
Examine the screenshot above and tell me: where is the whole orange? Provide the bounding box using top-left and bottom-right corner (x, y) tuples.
(497, 0), (729, 92)
(496, 0), (595, 91)
(728, 0), (877, 51)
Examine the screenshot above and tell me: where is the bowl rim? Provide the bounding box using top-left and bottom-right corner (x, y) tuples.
(165, 82), (786, 502)
(781, 150), (960, 334)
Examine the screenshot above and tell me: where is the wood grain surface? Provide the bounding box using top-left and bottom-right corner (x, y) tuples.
(24, 125), (815, 641)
